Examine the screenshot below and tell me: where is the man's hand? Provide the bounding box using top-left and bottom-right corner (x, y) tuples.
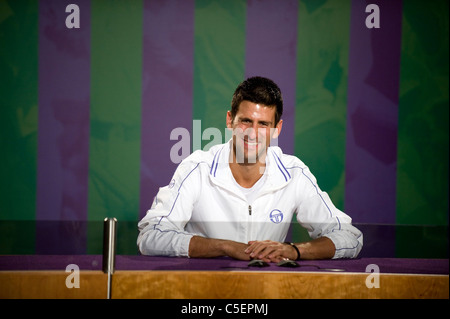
(245, 237), (336, 262)
(245, 240), (297, 263)
(189, 236), (335, 261)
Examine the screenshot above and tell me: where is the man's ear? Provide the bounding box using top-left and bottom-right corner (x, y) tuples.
(226, 111), (233, 128)
(272, 119), (283, 139)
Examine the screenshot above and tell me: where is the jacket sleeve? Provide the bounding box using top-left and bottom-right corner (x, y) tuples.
(295, 168), (363, 259)
(137, 161), (201, 257)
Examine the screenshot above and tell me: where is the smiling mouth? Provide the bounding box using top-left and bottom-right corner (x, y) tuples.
(243, 139), (260, 148)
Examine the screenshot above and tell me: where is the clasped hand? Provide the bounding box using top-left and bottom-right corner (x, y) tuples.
(244, 240), (297, 263)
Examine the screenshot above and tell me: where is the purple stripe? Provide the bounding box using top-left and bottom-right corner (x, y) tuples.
(36, 0), (90, 253)
(345, 0), (402, 224)
(139, 0), (195, 219)
(37, 0), (90, 221)
(244, 0), (298, 155)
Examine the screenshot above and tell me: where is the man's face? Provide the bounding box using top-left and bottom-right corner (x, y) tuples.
(227, 100), (282, 164)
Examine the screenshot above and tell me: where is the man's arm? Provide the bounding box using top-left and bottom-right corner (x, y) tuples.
(295, 237), (336, 259)
(138, 160), (202, 257)
(189, 236), (335, 262)
(188, 236), (251, 260)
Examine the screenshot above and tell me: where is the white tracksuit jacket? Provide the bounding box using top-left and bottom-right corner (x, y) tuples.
(137, 140), (363, 259)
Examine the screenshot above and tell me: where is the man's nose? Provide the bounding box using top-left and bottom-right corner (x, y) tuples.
(246, 126), (257, 140)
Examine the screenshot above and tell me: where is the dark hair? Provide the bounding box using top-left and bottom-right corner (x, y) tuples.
(230, 76), (283, 126)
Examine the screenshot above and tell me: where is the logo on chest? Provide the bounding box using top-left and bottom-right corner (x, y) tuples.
(269, 209), (283, 224)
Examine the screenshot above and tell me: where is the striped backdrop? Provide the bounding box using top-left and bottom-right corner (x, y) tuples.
(0, 0), (448, 255)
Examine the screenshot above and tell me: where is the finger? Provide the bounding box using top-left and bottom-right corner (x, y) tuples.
(262, 251), (285, 263)
(249, 242), (267, 258)
(245, 241), (257, 252)
(256, 244), (281, 260)
(246, 241), (280, 259)
(264, 243), (290, 261)
(268, 252), (285, 262)
(245, 240), (265, 255)
(264, 254), (282, 263)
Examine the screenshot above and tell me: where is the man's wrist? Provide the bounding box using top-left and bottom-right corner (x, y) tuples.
(284, 242), (301, 260)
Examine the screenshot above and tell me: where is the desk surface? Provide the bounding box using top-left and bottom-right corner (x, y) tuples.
(0, 255), (448, 275)
(120, 256), (450, 274)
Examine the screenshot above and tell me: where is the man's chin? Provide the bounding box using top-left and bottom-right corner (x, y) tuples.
(234, 150), (264, 164)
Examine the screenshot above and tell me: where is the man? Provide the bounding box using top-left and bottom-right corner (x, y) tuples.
(137, 76), (362, 262)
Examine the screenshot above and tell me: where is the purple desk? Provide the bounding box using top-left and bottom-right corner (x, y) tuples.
(1, 255), (448, 274)
(1, 255), (447, 299)
(116, 255), (449, 274)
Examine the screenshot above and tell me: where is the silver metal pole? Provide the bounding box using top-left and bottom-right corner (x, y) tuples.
(102, 217), (117, 299)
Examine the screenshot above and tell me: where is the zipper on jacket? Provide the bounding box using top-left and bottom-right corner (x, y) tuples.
(247, 204), (253, 242)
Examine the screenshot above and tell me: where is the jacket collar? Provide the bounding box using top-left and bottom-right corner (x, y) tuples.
(208, 139), (291, 194)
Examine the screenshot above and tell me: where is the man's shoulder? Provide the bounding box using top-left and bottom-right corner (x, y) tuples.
(178, 142), (226, 169)
(268, 146), (307, 169)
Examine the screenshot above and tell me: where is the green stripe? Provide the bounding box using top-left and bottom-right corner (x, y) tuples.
(0, 0), (38, 221)
(88, 0), (143, 253)
(294, 0), (351, 210)
(396, 0), (449, 226)
(0, 0), (38, 253)
(193, 0), (246, 151)
(396, 0), (448, 258)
